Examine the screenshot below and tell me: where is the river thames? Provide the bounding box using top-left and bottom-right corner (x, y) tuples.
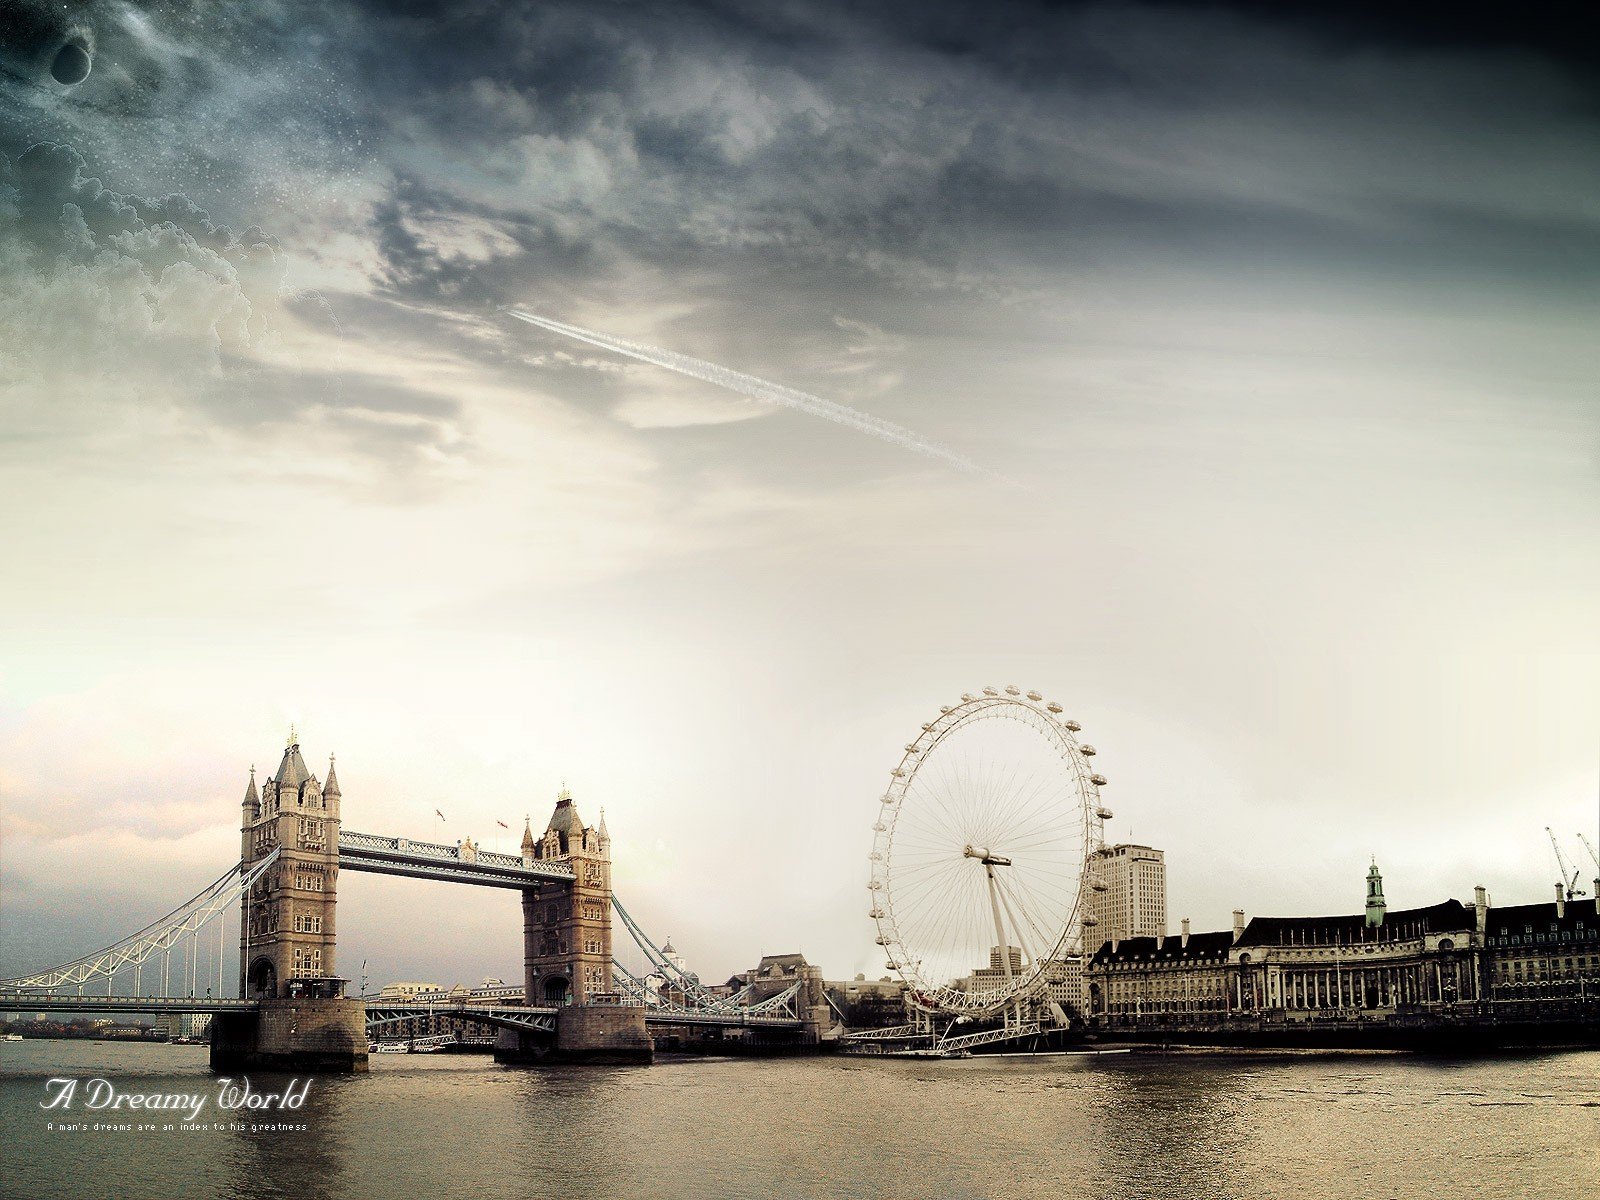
(2, 1041), (1596, 1199)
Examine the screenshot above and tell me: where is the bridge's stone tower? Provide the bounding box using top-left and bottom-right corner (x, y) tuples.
(237, 733), (342, 999)
(520, 790), (613, 1005)
(499, 791), (649, 1064)
(215, 730), (364, 1073)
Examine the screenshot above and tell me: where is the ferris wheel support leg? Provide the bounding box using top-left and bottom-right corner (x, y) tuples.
(983, 863), (1016, 988)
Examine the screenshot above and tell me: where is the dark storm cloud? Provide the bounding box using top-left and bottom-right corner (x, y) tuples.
(0, 143), (468, 476)
(7, 0), (1595, 308)
(319, 0), (1600, 315)
(5, 0), (1596, 460)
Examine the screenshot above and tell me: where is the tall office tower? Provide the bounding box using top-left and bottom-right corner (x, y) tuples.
(1084, 844), (1167, 951)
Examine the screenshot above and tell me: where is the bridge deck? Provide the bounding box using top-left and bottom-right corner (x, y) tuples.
(338, 830), (575, 888)
(0, 994), (259, 1015)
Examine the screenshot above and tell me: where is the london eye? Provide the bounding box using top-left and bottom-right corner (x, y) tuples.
(869, 688), (1109, 1021)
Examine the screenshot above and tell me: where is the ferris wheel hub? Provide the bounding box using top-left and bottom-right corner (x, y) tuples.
(962, 844), (1012, 866)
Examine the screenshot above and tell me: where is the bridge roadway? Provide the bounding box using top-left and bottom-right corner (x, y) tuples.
(0, 994), (258, 1016)
(336, 829), (575, 888)
(0, 994), (802, 1030)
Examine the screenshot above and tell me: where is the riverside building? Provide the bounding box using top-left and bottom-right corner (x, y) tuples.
(1083, 861), (1600, 1044)
(1084, 844), (1166, 951)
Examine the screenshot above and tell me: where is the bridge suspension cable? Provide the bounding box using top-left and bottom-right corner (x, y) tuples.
(609, 894), (804, 1020)
(0, 848), (281, 995)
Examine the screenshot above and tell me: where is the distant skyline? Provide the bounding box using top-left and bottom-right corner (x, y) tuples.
(2, 0), (1597, 988)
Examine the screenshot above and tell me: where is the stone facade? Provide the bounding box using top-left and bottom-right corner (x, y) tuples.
(520, 790), (613, 1006)
(1480, 887), (1600, 1003)
(492, 1004), (652, 1065)
(211, 997), (368, 1073)
(1083, 867), (1600, 1043)
(238, 735), (342, 999)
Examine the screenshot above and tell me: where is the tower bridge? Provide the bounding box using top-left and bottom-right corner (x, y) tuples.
(0, 733), (830, 1071)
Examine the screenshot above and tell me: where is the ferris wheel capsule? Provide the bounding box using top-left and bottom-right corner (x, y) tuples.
(961, 693), (975, 702)
(1079, 744), (1096, 755)
(1046, 702), (1063, 713)
(1026, 690), (1043, 702)
(1064, 719), (1082, 732)
(1005, 685), (1020, 696)
(983, 687), (998, 696)
(1096, 806), (1114, 820)
(1090, 773), (1107, 786)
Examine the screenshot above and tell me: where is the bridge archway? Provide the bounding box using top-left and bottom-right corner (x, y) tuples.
(248, 957), (278, 1000)
(541, 975), (570, 1005)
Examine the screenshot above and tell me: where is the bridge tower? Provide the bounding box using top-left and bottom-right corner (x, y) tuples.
(214, 731), (365, 1072)
(520, 789), (613, 1005)
(500, 790), (649, 1064)
(238, 733), (342, 998)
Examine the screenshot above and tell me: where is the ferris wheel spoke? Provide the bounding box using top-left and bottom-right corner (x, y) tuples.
(994, 770), (1073, 845)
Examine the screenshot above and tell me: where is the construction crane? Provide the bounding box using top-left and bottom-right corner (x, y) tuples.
(1579, 832), (1599, 873)
(1546, 827), (1586, 901)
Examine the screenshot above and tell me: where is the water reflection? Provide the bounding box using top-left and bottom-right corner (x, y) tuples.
(3, 1041), (1595, 1200)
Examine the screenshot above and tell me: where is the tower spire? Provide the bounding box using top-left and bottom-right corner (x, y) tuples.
(1365, 858), (1386, 928)
(324, 754), (341, 799)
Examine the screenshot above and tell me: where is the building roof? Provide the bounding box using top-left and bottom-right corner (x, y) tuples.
(274, 740), (312, 791)
(546, 792), (586, 837)
(1484, 899), (1599, 940)
(755, 953), (808, 974)
(1236, 900), (1472, 948)
(1091, 930), (1234, 965)
(1091, 899), (1480, 965)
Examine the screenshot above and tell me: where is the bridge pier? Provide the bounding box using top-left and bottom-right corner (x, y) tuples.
(211, 998), (369, 1074)
(493, 1004), (653, 1066)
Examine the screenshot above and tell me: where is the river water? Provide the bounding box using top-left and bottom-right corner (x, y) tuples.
(1, 1041), (1596, 1199)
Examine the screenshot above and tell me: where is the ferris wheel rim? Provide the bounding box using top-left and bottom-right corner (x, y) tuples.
(868, 688), (1106, 1018)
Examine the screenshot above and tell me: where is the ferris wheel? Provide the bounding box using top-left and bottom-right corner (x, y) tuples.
(868, 687), (1110, 1019)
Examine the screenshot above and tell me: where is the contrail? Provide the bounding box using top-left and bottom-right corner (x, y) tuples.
(504, 308), (988, 476)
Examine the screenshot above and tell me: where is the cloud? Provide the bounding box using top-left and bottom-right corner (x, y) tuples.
(0, 142), (477, 483)
(1, 141), (281, 398)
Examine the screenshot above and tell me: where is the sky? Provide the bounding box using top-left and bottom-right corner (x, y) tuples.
(1, 0), (1597, 991)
